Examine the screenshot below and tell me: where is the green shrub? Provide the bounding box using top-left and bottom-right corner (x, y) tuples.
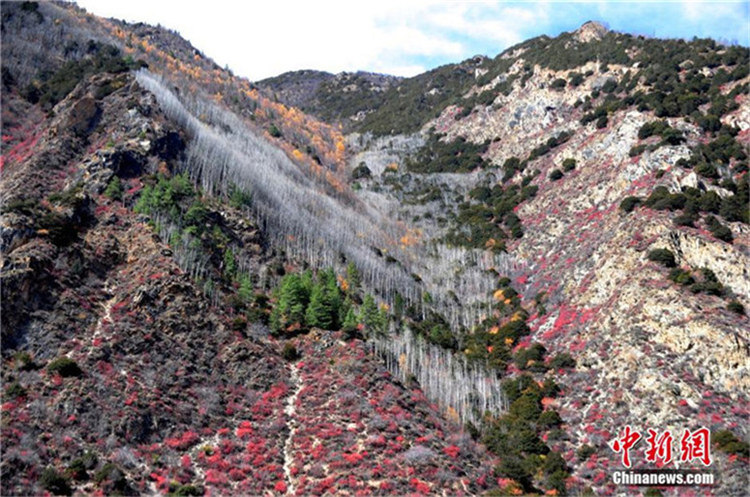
(713, 429), (749, 457)
(562, 158), (576, 172)
(5, 382), (26, 399)
(282, 343), (299, 361)
(699, 191), (722, 213)
(576, 444), (596, 461)
(595, 115), (609, 129)
(673, 213), (697, 227)
(720, 194), (749, 223)
(514, 343), (547, 371)
(509, 394), (542, 421)
(619, 196), (641, 213)
(550, 78), (567, 90)
(647, 248), (676, 268)
(67, 452), (97, 481)
(171, 484), (203, 496)
(727, 300), (745, 316)
(40, 468), (72, 496)
(47, 357), (82, 377)
(629, 144), (647, 157)
(707, 218), (733, 243)
(103, 176), (123, 200)
(496, 456), (533, 491)
(268, 124), (282, 138)
(668, 268), (694, 286)
(351, 163), (372, 180)
(547, 469), (568, 495)
(538, 409), (563, 428)
(568, 72), (584, 87)
(549, 169), (564, 181)
(549, 352), (575, 369)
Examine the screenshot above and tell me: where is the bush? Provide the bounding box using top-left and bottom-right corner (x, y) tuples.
(668, 268), (694, 286)
(595, 115), (609, 128)
(577, 444), (596, 461)
(538, 409), (563, 428)
(509, 395), (542, 421)
(268, 124), (282, 138)
(699, 191), (722, 213)
(549, 169), (564, 181)
(562, 158), (576, 171)
(103, 176), (123, 201)
(708, 219), (733, 243)
(67, 452), (97, 481)
(549, 352), (576, 369)
(351, 163), (372, 180)
(40, 468), (72, 496)
(713, 429), (749, 457)
(619, 196), (641, 213)
(172, 484), (203, 496)
(550, 78), (567, 90)
(673, 213), (697, 227)
(47, 357), (82, 377)
(496, 456), (533, 491)
(720, 194), (749, 223)
(727, 300), (745, 316)
(514, 343), (547, 371)
(629, 144), (647, 157)
(93, 463), (128, 494)
(647, 248), (676, 268)
(5, 382), (26, 399)
(282, 343), (299, 361)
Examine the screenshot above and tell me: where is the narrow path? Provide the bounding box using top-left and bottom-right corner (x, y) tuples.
(86, 291), (117, 358)
(283, 362), (302, 495)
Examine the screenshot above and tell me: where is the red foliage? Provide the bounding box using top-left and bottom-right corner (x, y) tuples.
(443, 445), (460, 458)
(274, 481), (287, 493)
(165, 430), (199, 450)
(235, 421), (253, 438)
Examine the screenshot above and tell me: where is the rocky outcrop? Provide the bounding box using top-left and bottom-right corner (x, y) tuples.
(574, 21), (609, 43)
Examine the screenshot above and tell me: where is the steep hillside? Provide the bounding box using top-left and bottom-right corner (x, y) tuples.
(283, 20), (750, 496)
(0, 2), (497, 496)
(259, 70), (400, 128)
(2, 3), (749, 497)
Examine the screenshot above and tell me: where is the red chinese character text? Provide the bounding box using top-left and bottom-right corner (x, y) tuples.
(644, 428), (673, 465)
(679, 427), (712, 466)
(612, 425), (641, 468)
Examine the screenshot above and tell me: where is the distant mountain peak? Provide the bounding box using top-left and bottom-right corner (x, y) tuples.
(574, 20), (608, 42)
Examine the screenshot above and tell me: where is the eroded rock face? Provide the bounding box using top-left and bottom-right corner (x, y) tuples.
(574, 21), (609, 43)
(421, 56), (750, 494)
(1, 65), (503, 497)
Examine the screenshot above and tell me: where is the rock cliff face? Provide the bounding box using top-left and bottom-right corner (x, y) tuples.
(1, 70), (497, 495)
(421, 51), (749, 494)
(2, 2), (748, 496)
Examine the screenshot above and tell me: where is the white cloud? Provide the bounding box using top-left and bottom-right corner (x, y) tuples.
(75, 0), (548, 80)
(77, 1), (747, 81)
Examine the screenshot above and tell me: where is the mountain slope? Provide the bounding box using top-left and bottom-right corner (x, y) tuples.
(1, 3), (498, 496)
(276, 20), (750, 496)
(2, 3), (749, 497)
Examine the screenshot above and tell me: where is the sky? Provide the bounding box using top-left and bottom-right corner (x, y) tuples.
(74, 1), (750, 81)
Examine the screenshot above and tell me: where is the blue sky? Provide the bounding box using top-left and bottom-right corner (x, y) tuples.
(76, 1), (749, 81)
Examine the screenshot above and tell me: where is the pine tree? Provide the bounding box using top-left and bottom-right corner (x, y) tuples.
(223, 249), (237, 278)
(305, 269), (341, 330)
(342, 306), (360, 337)
(346, 262), (361, 297)
(238, 274), (252, 302)
(270, 274), (310, 333)
(361, 294), (385, 335)
(305, 284), (330, 328)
